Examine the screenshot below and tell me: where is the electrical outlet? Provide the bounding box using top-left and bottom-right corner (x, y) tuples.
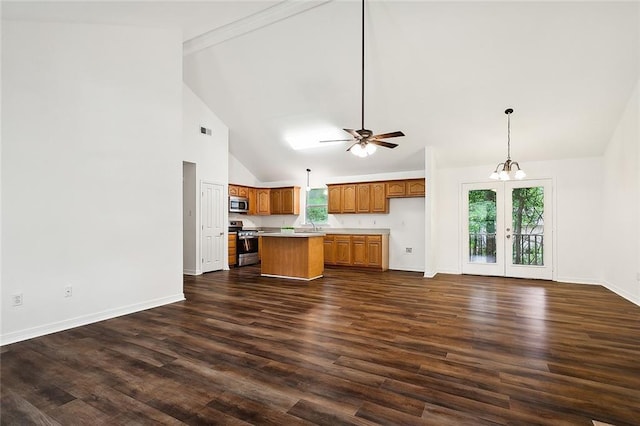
(12, 293), (23, 306)
(64, 286), (73, 298)
(405, 247), (413, 254)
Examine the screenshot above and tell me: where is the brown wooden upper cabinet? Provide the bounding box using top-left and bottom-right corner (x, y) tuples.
(406, 179), (426, 196)
(356, 184), (370, 213)
(269, 187), (300, 215)
(385, 180), (406, 197)
(256, 188), (270, 216)
(229, 184), (250, 198)
(247, 187), (257, 215)
(386, 178), (425, 198)
(229, 185), (300, 216)
(327, 178), (423, 214)
(269, 188), (282, 214)
(370, 182), (388, 213)
(328, 185), (342, 214)
(281, 187), (300, 215)
(342, 184), (357, 213)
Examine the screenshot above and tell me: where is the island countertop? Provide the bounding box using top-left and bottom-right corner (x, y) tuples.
(258, 228), (389, 235)
(260, 232), (326, 237)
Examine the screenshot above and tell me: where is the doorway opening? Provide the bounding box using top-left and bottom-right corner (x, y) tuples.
(183, 162), (198, 275)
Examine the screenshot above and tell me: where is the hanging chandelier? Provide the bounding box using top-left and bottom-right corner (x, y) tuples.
(489, 108), (526, 180)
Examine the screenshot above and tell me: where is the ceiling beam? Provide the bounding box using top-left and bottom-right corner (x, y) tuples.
(183, 0), (333, 56)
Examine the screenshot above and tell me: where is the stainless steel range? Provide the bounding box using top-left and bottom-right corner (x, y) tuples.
(229, 220), (259, 266)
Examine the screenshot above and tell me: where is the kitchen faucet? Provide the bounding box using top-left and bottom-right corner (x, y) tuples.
(309, 219), (318, 231)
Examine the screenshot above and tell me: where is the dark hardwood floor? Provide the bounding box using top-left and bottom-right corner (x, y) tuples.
(2, 266), (640, 425)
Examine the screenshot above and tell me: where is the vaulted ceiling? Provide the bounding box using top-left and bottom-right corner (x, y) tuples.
(4, 1), (639, 182)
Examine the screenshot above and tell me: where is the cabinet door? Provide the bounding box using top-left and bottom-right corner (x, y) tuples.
(228, 234), (237, 266)
(356, 184), (370, 213)
(386, 180), (406, 197)
(229, 185), (239, 196)
(247, 187), (257, 215)
(406, 179), (426, 197)
(256, 189), (271, 215)
(281, 187), (300, 215)
(370, 182), (387, 213)
(238, 186), (249, 197)
(342, 184), (357, 213)
(328, 185), (342, 214)
(323, 235), (336, 265)
(335, 235), (352, 265)
(351, 235), (367, 266)
(270, 189), (282, 214)
(366, 235), (382, 267)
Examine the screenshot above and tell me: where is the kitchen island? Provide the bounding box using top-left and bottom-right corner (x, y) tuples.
(260, 232), (325, 281)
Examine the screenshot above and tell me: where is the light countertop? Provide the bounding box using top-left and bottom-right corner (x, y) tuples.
(260, 232), (326, 238)
(258, 227), (390, 235)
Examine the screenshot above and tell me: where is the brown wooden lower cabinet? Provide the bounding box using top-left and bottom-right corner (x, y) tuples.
(324, 233), (388, 271)
(228, 233), (237, 267)
(334, 235), (352, 266)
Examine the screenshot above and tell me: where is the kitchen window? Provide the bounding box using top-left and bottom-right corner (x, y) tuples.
(306, 188), (328, 224)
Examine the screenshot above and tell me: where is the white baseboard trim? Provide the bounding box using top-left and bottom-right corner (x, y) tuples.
(389, 267), (424, 273)
(555, 276), (602, 285)
(183, 269), (200, 276)
(0, 293), (185, 346)
(436, 268), (461, 275)
(423, 270), (437, 278)
(601, 280), (640, 307)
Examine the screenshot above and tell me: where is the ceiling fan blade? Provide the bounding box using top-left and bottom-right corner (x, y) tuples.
(346, 142), (359, 152)
(368, 139), (398, 149)
(370, 131), (405, 140)
(319, 139), (355, 143)
(344, 128), (361, 138)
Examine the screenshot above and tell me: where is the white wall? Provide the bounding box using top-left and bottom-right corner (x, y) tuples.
(1, 21), (184, 344)
(424, 147), (438, 277)
(182, 84), (229, 272)
(229, 154), (261, 188)
(602, 81), (639, 305)
(434, 157), (604, 285)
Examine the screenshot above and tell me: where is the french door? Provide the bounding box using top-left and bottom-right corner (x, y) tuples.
(462, 179), (552, 280)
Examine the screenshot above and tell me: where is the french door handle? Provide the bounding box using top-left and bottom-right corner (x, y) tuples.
(506, 234), (511, 239)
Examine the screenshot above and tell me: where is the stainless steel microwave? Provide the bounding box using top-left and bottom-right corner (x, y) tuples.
(229, 196), (249, 213)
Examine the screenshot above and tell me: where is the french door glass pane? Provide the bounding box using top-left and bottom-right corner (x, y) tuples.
(468, 189), (497, 263)
(511, 186), (544, 265)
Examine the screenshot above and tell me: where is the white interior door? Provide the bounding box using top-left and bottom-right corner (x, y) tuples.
(201, 182), (224, 273)
(462, 179), (552, 280)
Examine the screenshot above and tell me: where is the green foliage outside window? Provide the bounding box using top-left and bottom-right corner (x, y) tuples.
(468, 190), (497, 234)
(306, 188), (328, 224)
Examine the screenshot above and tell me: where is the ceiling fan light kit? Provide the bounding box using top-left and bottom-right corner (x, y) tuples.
(351, 142), (377, 158)
(319, 0), (405, 157)
(489, 108), (526, 181)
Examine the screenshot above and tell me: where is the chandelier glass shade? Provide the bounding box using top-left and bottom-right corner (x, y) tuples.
(489, 108), (526, 181)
